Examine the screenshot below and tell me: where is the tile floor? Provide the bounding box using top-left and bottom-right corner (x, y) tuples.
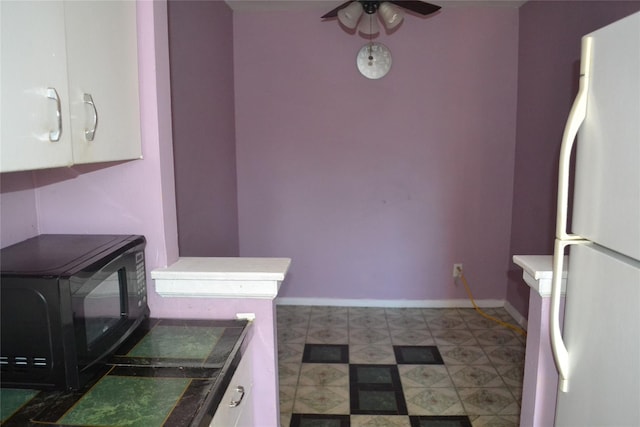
(277, 306), (526, 427)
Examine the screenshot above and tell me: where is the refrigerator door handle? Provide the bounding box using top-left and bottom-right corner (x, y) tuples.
(556, 36), (593, 241)
(551, 238), (588, 392)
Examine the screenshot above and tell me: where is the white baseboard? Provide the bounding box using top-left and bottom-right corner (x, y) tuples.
(503, 300), (528, 330)
(275, 297), (506, 309)
(276, 297), (528, 331)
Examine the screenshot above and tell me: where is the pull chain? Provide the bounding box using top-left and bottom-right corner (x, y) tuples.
(367, 14), (374, 65)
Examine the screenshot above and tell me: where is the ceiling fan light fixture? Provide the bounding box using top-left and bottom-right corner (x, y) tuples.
(357, 12), (380, 36)
(378, 2), (404, 30)
(337, 1), (364, 29)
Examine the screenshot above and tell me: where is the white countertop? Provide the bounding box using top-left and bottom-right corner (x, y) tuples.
(513, 255), (568, 297)
(151, 257), (291, 281)
(151, 257), (291, 299)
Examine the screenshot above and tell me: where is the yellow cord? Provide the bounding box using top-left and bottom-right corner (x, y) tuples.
(457, 269), (527, 337)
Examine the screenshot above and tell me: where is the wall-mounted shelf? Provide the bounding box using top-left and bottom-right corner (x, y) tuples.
(151, 257), (291, 299)
(513, 255), (568, 297)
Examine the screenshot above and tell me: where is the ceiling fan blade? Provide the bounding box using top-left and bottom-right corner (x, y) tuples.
(389, 0), (441, 15)
(321, 0), (354, 19)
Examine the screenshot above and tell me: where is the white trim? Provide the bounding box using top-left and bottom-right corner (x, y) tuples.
(275, 297), (506, 309)
(503, 299), (528, 330)
(151, 257), (291, 281)
(151, 257), (291, 299)
(154, 278), (281, 299)
(512, 255), (568, 297)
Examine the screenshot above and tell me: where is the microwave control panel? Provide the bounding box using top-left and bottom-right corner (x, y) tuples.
(135, 251), (147, 307)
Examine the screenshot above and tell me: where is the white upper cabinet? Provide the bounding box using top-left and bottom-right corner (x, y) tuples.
(64, 1), (141, 165)
(1, 1), (73, 171)
(0, 1), (142, 173)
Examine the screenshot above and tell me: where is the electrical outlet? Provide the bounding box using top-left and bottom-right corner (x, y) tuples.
(453, 263), (463, 278)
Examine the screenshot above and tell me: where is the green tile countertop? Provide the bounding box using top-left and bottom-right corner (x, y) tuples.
(0, 318), (250, 427)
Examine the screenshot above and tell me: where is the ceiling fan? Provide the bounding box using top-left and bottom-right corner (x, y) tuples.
(321, 1), (441, 33)
(322, 1), (441, 79)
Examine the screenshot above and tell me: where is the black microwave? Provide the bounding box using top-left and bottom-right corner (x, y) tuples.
(0, 234), (149, 390)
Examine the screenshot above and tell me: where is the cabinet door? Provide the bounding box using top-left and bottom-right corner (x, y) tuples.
(63, 1), (142, 164)
(1, 1), (73, 172)
(210, 345), (254, 427)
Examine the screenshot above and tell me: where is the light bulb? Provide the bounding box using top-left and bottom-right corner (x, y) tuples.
(378, 2), (404, 30)
(338, 2), (364, 29)
(358, 12), (380, 36)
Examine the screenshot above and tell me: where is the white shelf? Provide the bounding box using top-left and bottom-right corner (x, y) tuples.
(151, 257), (291, 299)
(512, 255), (568, 297)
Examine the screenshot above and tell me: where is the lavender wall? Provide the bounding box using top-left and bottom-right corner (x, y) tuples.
(234, 7), (519, 303)
(168, 0), (239, 257)
(3, 1), (635, 321)
(35, 1), (182, 317)
(0, 2), (181, 317)
(506, 0), (640, 318)
(0, 172), (38, 247)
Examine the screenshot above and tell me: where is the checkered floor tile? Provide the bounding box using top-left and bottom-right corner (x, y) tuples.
(278, 306), (525, 427)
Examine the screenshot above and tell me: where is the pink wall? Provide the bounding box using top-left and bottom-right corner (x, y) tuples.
(233, 7), (519, 303)
(506, 0), (640, 318)
(168, 0), (239, 257)
(520, 290), (565, 427)
(0, 1), (181, 318)
(35, 0), (183, 317)
(0, 172), (38, 247)
(0, 9), (281, 419)
(4, 1), (637, 320)
(146, 297), (280, 424)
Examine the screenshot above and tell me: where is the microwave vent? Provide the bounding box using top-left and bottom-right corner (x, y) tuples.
(0, 355), (50, 372)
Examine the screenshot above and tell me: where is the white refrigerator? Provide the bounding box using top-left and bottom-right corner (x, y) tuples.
(549, 11), (640, 427)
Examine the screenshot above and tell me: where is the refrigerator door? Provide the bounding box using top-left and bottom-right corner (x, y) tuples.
(555, 243), (640, 426)
(572, 12), (640, 260)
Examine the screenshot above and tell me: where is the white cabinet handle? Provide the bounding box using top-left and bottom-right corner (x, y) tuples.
(46, 87), (62, 142)
(228, 385), (245, 407)
(83, 93), (98, 141)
